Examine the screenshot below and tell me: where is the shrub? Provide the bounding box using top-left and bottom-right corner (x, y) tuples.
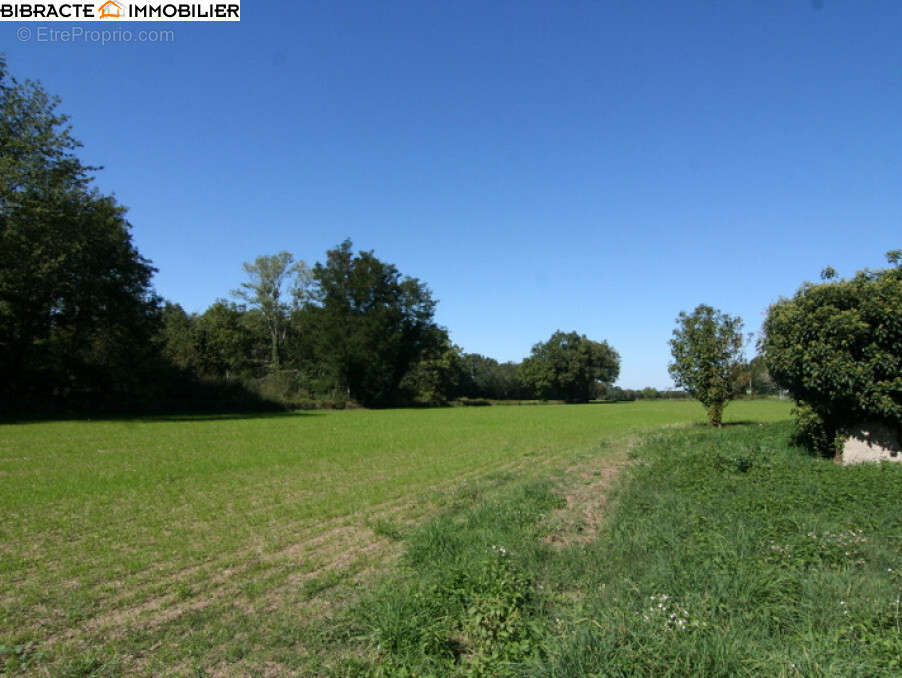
(790, 403), (844, 458)
(763, 252), (902, 455)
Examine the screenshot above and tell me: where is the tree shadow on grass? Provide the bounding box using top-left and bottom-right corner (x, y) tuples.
(1, 409), (318, 426)
(132, 410), (321, 424)
(690, 420), (758, 428)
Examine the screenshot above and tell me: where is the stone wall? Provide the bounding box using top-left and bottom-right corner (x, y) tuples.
(841, 421), (901, 465)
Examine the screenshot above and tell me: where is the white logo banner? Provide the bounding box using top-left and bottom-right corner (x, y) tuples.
(1, 1), (240, 21)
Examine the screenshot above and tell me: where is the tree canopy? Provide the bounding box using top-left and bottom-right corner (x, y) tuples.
(668, 305), (744, 426)
(232, 252), (310, 369)
(0, 58), (161, 411)
(762, 252), (902, 455)
(308, 239), (442, 406)
(519, 330), (620, 402)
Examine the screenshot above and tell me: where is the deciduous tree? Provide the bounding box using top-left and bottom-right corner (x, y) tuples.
(0, 58), (161, 410)
(519, 330), (620, 402)
(400, 331), (464, 403)
(232, 252), (310, 370)
(309, 239), (441, 406)
(668, 305), (744, 426)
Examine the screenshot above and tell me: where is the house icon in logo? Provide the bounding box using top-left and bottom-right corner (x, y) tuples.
(98, 0), (122, 18)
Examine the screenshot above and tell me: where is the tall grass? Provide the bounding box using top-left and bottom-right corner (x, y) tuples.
(342, 422), (902, 677)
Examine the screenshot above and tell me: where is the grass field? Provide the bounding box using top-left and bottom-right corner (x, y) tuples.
(0, 400), (790, 675)
(348, 421), (902, 677)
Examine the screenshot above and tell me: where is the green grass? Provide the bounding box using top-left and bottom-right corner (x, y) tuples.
(341, 420), (902, 677)
(0, 400), (789, 675)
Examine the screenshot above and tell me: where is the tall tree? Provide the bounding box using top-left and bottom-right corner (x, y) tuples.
(0, 58), (160, 410)
(519, 330), (620, 402)
(232, 252), (310, 370)
(668, 304), (744, 426)
(310, 239), (440, 406)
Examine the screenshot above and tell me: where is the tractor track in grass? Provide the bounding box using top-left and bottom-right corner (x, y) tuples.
(31, 446), (583, 659)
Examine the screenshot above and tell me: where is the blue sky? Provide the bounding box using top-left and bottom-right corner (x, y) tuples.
(2, 1), (900, 388)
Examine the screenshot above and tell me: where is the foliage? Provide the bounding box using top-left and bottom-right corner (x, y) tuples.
(400, 333), (465, 404)
(0, 58), (162, 412)
(459, 354), (528, 401)
(232, 252), (310, 370)
(668, 304), (744, 426)
(762, 252), (902, 456)
(156, 244), (535, 408)
(193, 300), (262, 379)
(531, 423), (902, 677)
(519, 330), (620, 403)
(790, 401), (845, 458)
(733, 354), (779, 396)
(353, 480), (561, 677)
(158, 302), (197, 371)
(158, 299), (266, 383)
(598, 385), (693, 401)
(308, 239), (442, 406)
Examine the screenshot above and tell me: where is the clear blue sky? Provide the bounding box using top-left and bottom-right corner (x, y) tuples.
(2, 1), (900, 388)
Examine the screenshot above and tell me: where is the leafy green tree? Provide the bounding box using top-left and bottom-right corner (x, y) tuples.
(668, 305), (744, 426)
(762, 252), (902, 455)
(400, 331), (465, 403)
(457, 354), (528, 400)
(309, 239), (441, 406)
(159, 302), (198, 371)
(0, 58), (161, 410)
(519, 330), (620, 402)
(494, 361), (529, 400)
(193, 300), (258, 380)
(232, 252), (310, 370)
(733, 354), (778, 396)
(459, 353), (494, 399)
(599, 384), (630, 401)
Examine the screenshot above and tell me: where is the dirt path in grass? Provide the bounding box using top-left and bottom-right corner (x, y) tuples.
(543, 440), (633, 547)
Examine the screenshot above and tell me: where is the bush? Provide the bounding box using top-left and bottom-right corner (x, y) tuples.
(763, 252), (902, 455)
(790, 403), (844, 458)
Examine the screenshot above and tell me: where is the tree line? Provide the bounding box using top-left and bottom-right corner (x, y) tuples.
(0, 59), (629, 413)
(161, 273), (627, 408)
(0, 58), (785, 416)
(7, 57), (894, 447)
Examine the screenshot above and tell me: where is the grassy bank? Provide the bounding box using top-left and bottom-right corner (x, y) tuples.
(332, 422), (902, 677)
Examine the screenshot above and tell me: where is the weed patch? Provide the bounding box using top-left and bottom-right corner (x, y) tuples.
(339, 480), (563, 676)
